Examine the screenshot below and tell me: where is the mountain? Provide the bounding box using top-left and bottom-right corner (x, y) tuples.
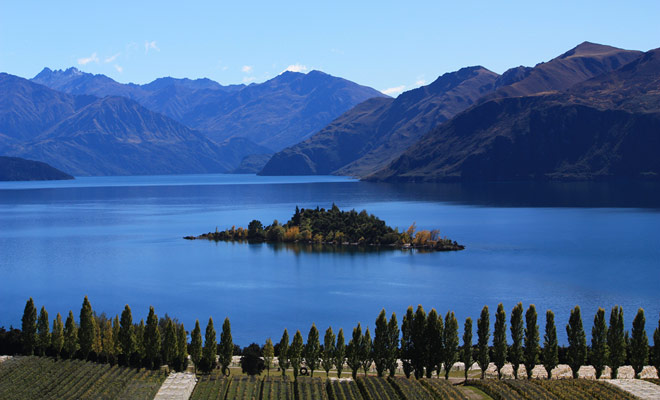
(0, 74), (267, 176)
(368, 47), (660, 182)
(260, 66), (499, 176)
(0, 156), (73, 181)
(32, 68), (385, 151)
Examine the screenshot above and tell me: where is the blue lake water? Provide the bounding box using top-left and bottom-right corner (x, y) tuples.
(1, 174), (659, 346)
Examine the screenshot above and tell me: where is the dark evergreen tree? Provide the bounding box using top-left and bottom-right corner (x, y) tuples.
(36, 306), (50, 356)
(21, 297), (37, 355)
(347, 323), (362, 379)
(63, 310), (78, 358)
(289, 330), (304, 380)
(543, 310), (558, 379)
(175, 323), (187, 372)
(144, 306), (161, 369)
(630, 308), (648, 378)
(119, 305), (135, 365)
(411, 305), (427, 378)
(322, 327), (335, 377)
(360, 328), (373, 376)
(373, 309), (389, 377)
(524, 305), (539, 379)
(78, 296), (95, 360)
(100, 319), (115, 364)
(476, 306), (490, 379)
(240, 343), (265, 375)
(608, 306), (626, 379)
(334, 328), (346, 378)
(219, 318), (233, 375)
(304, 323), (321, 377)
(264, 338), (275, 376)
(425, 309), (443, 378)
(200, 317), (217, 373)
(190, 320), (202, 373)
(162, 318), (177, 367)
(493, 304), (507, 379)
(386, 313), (399, 377)
(590, 308), (609, 379)
(279, 329), (290, 378)
(400, 307), (414, 378)
(510, 302), (524, 379)
(112, 316), (121, 357)
(462, 317), (473, 380)
(654, 313), (660, 379)
(443, 311), (459, 380)
(566, 306), (586, 379)
(51, 312), (64, 358)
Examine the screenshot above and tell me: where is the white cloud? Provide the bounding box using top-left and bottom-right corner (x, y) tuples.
(241, 65), (253, 73)
(382, 85), (406, 96)
(114, 64), (123, 73)
(242, 76), (256, 83)
(105, 53), (120, 63)
(144, 41), (160, 54)
(77, 52), (99, 65)
(283, 64), (308, 73)
(415, 79), (426, 86)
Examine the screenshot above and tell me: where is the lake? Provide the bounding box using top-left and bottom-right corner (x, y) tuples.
(1, 174), (659, 346)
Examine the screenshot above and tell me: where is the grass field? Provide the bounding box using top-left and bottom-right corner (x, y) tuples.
(467, 378), (638, 400)
(0, 356), (167, 400)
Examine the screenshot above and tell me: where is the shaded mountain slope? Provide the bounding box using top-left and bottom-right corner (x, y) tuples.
(369, 48), (660, 182)
(0, 156), (73, 181)
(260, 66), (498, 176)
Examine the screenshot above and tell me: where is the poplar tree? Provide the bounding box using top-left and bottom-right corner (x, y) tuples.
(347, 323), (362, 379)
(201, 317), (217, 373)
(36, 306), (50, 356)
(425, 309), (443, 378)
(304, 323), (321, 376)
(493, 304), (507, 379)
(654, 314), (660, 378)
(411, 305), (427, 378)
(334, 328), (346, 378)
(630, 308), (648, 379)
(144, 306), (161, 369)
(135, 319), (145, 360)
(112, 316), (121, 356)
(462, 317), (473, 380)
(590, 308), (609, 379)
(289, 330), (304, 380)
(373, 309), (389, 377)
(162, 318), (177, 367)
(608, 306), (626, 379)
(190, 320), (203, 373)
(101, 319), (115, 364)
(476, 306), (490, 379)
(443, 311), (459, 380)
(386, 313), (400, 377)
(219, 318), (233, 375)
(175, 323), (187, 372)
(78, 296), (95, 360)
(264, 338), (275, 376)
(119, 305), (135, 364)
(279, 329), (290, 377)
(401, 307), (414, 378)
(524, 305), (539, 379)
(92, 319), (102, 357)
(322, 327), (335, 377)
(51, 312), (64, 358)
(543, 310), (558, 379)
(63, 310), (78, 358)
(360, 328), (372, 376)
(566, 305), (586, 379)
(21, 297), (37, 355)
(510, 303), (524, 379)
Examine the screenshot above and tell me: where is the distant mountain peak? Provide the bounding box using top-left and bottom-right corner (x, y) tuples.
(558, 41), (628, 59)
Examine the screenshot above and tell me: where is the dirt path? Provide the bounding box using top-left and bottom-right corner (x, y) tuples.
(154, 372), (197, 400)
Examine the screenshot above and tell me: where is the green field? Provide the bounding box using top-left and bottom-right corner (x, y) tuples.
(0, 356), (167, 400)
(467, 378), (638, 400)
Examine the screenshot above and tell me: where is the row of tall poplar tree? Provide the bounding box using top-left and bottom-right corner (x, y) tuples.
(270, 304), (660, 380)
(19, 297), (233, 373)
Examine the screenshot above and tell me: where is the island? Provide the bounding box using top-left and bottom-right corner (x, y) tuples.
(185, 204), (464, 251)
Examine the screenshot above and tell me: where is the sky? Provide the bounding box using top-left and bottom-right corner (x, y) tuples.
(1, 1), (659, 96)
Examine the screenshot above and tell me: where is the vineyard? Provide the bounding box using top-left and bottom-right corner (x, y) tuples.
(467, 378), (639, 400)
(0, 356), (167, 400)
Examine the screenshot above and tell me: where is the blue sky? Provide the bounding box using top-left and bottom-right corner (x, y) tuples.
(1, 0), (659, 96)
